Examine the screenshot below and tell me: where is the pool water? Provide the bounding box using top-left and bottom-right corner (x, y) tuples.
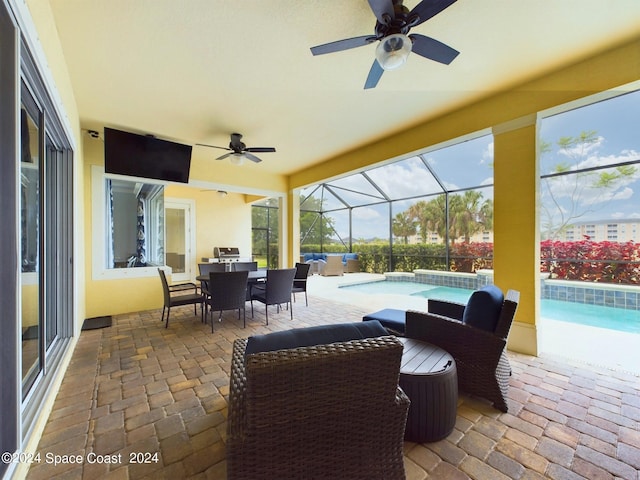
(340, 281), (640, 334)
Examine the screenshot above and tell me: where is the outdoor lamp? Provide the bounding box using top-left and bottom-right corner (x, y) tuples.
(229, 153), (246, 166)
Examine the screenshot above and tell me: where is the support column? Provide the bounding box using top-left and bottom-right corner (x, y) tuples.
(286, 188), (300, 268)
(493, 116), (539, 355)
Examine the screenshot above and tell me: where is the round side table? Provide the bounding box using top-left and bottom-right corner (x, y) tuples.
(399, 337), (458, 442)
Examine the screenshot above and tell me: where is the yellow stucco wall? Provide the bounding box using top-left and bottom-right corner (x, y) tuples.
(82, 138), (256, 318)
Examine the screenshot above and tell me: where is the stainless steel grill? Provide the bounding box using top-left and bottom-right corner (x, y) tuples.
(213, 247), (241, 263)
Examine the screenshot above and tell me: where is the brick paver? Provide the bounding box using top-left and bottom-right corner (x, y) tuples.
(25, 294), (640, 480)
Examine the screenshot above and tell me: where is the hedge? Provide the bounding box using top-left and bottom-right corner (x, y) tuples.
(541, 239), (640, 285)
(302, 240), (640, 284)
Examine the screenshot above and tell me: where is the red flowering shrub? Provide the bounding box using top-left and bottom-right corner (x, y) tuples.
(450, 242), (494, 273)
(541, 239), (640, 285)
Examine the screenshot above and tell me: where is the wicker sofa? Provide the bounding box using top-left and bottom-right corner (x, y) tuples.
(300, 252), (360, 274)
(227, 321), (410, 480)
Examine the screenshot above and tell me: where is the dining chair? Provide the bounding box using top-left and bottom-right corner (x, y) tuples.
(198, 263), (227, 319)
(206, 270), (249, 331)
(292, 262), (311, 306)
(157, 268), (203, 328)
(250, 268), (296, 324)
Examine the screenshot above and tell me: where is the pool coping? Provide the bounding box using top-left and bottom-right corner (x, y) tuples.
(382, 269), (640, 311)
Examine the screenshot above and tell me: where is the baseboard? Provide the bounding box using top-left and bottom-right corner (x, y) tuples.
(507, 321), (538, 356)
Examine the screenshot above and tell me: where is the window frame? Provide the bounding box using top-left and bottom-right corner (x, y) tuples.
(91, 165), (169, 280)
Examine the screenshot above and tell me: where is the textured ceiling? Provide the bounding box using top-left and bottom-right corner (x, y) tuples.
(49, 0), (640, 176)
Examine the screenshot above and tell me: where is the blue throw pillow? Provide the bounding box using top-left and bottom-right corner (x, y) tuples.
(303, 253), (314, 262)
(245, 320), (388, 356)
(462, 285), (504, 332)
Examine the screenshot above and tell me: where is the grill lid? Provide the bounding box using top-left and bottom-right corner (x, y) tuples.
(214, 247), (240, 258)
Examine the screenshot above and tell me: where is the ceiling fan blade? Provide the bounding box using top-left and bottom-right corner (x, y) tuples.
(409, 0), (457, 26)
(244, 153), (263, 163)
(245, 147), (276, 153)
(410, 34), (459, 64)
(310, 35), (377, 56)
(367, 0), (395, 24)
(216, 152), (233, 160)
(196, 143), (231, 151)
(364, 59), (384, 90)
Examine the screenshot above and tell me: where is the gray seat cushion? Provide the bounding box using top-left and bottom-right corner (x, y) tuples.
(245, 320), (388, 356)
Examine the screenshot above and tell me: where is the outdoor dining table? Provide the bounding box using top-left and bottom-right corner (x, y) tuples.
(196, 270), (267, 299)
(196, 270), (266, 283)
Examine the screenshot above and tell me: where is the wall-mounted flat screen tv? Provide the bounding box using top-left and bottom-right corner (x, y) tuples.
(104, 127), (192, 183)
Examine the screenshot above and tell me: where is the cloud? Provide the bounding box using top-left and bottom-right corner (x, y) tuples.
(481, 142), (493, 164)
(365, 157), (443, 197)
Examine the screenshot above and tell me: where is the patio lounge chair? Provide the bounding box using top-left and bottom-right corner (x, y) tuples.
(405, 286), (520, 412)
(227, 321), (409, 480)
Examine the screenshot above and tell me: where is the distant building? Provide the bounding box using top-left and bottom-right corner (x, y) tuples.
(555, 220), (640, 243)
(400, 220), (639, 245)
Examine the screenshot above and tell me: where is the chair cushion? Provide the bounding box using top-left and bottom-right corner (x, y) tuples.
(462, 285), (504, 332)
(363, 309), (406, 334)
(245, 320), (388, 356)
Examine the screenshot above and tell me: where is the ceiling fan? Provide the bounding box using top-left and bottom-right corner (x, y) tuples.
(197, 133), (276, 165)
(310, 0), (460, 89)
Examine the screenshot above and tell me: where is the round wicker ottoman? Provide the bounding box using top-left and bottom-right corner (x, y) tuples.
(398, 337), (458, 442)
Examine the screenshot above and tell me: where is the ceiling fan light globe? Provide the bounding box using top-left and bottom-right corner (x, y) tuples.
(230, 153), (245, 166)
(376, 33), (412, 70)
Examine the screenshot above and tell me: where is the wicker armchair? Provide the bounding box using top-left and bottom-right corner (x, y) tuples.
(227, 326), (410, 480)
(405, 288), (519, 412)
(319, 254), (344, 276)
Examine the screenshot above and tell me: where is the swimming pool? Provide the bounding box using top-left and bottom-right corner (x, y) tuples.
(339, 281), (640, 334)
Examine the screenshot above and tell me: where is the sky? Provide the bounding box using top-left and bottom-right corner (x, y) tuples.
(305, 88), (640, 241)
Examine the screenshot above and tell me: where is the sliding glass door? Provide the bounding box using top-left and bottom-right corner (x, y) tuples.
(20, 92), (42, 396)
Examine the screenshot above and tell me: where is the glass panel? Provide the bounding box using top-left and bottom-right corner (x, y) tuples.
(352, 203), (389, 244)
(300, 212), (335, 251)
(324, 174), (386, 207)
(423, 135), (494, 191)
(539, 90), (640, 286)
(165, 208), (185, 273)
(366, 156), (444, 200)
(20, 103), (41, 395)
(328, 209), (350, 250)
(251, 200), (279, 268)
(107, 179), (164, 268)
(301, 185), (346, 212)
(45, 138), (58, 350)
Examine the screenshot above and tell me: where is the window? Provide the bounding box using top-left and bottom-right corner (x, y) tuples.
(106, 179), (164, 268)
(252, 198), (279, 268)
(92, 166), (167, 279)
(540, 88), (640, 284)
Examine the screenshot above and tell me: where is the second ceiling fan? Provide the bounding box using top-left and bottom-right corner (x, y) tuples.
(310, 0), (460, 89)
(197, 133), (276, 165)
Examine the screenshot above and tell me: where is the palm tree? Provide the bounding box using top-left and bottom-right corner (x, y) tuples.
(452, 190), (490, 243)
(392, 211), (417, 244)
(408, 196), (447, 243)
